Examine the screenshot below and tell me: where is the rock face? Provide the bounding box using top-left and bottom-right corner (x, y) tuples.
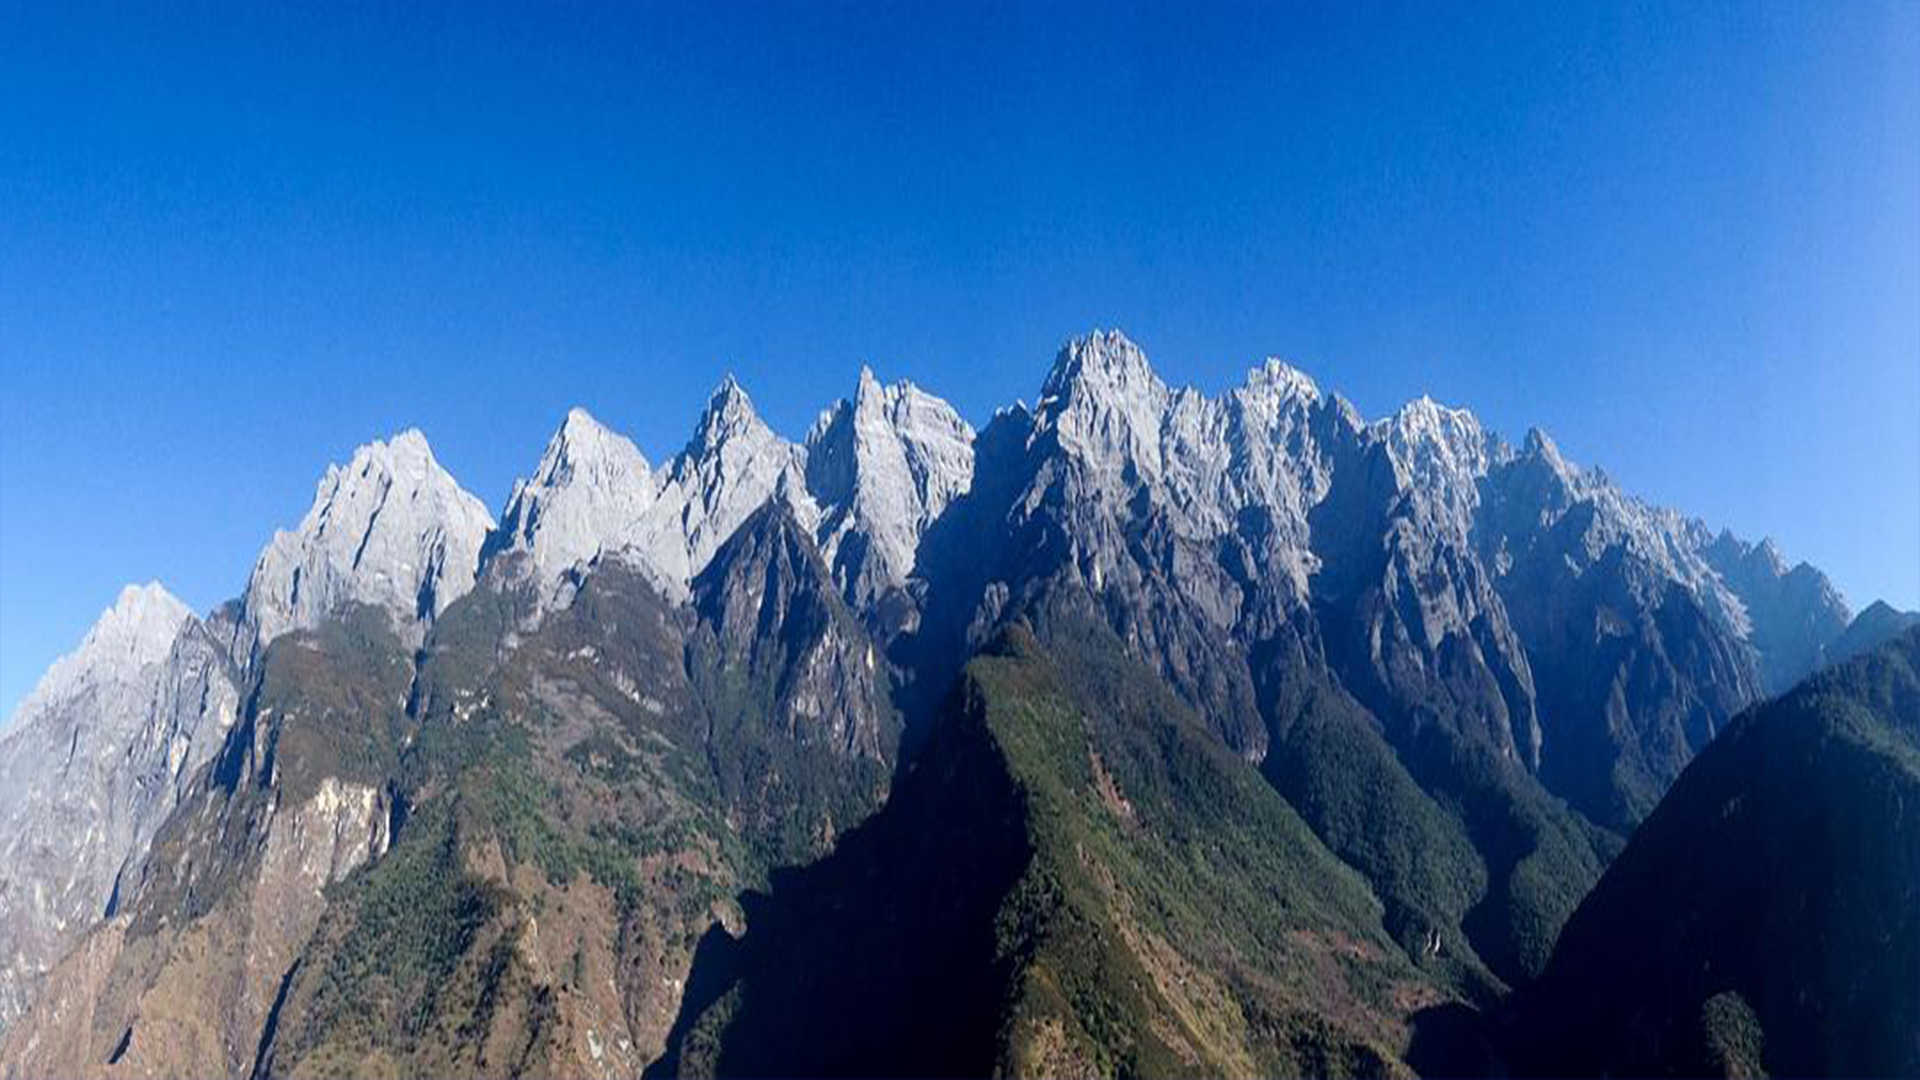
(0, 606), (406, 1080)
(1701, 531), (1854, 690)
(0, 585), (239, 1040)
(481, 381), (818, 605)
(1471, 430), (1854, 828)
(486, 372), (974, 621)
(651, 378), (818, 592)
(693, 501), (896, 762)
(234, 430), (495, 662)
(485, 407), (662, 600)
(805, 367), (975, 607)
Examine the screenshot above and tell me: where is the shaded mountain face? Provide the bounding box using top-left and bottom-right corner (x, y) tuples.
(656, 621), (1437, 1079)
(692, 502), (897, 760)
(0, 328), (1886, 1077)
(1515, 628), (1920, 1079)
(1476, 453), (1759, 829)
(1823, 599), (1920, 668)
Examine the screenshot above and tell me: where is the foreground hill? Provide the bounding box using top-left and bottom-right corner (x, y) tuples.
(1517, 628), (1920, 1078)
(656, 617), (1440, 1078)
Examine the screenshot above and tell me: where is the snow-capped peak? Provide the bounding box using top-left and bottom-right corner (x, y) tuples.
(237, 429), (494, 655)
(11, 583), (192, 726)
(1036, 329), (1175, 480)
(1244, 358), (1321, 404)
(1372, 395), (1494, 522)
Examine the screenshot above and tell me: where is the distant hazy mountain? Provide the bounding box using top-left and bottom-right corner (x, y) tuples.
(1823, 599), (1920, 668)
(0, 330), (1890, 1077)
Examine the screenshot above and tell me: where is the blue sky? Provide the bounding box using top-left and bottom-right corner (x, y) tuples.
(3, 1), (1916, 720)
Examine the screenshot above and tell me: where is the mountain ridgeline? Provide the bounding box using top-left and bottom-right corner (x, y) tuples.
(0, 331), (1910, 1078)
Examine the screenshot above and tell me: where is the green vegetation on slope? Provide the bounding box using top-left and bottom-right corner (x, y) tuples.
(1516, 628), (1920, 1078)
(656, 617), (1445, 1078)
(251, 550), (904, 1077)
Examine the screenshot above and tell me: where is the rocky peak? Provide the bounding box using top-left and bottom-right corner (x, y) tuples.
(659, 376), (815, 586)
(1035, 330), (1174, 481)
(1207, 360), (1337, 568)
(1040, 328), (1162, 395)
(1520, 426), (1566, 468)
(687, 374), (766, 459)
(545, 407), (653, 486)
(9, 583), (191, 725)
(1699, 529), (1851, 691)
(237, 429), (494, 657)
(1370, 395), (1495, 529)
(0, 582), (237, 1038)
(1242, 358), (1322, 407)
(486, 407), (658, 590)
(1377, 396), (1492, 480)
(806, 366), (975, 598)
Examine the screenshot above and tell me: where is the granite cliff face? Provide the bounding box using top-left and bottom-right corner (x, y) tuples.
(234, 430), (495, 662)
(805, 367), (975, 609)
(0, 585), (239, 1039)
(485, 407), (662, 601)
(484, 371), (974, 624)
(0, 330), (1883, 1077)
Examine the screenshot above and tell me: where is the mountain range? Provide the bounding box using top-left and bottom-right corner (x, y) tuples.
(0, 330), (1911, 1078)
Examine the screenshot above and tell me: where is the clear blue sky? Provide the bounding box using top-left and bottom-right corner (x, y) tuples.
(3, 1), (1916, 721)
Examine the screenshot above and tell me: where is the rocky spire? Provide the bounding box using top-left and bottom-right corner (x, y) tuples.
(236, 429), (494, 656)
(656, 376), (815, 588)
(806, 366), (975, 601)
(7, 583), (190, 727)
(486, 407), (658, 590)
(1370, 394), (1495, 528)
(1241, 357), (1322, 407)
(686, 374), (766, 460)
(1035, 329), (1174, 481)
